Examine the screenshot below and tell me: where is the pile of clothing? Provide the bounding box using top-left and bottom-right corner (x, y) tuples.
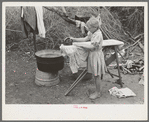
(109, 87), (136, 98)
(114, 59), (144, 75)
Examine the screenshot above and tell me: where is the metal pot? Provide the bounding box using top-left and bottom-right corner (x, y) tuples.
(35, 49), (64, 72)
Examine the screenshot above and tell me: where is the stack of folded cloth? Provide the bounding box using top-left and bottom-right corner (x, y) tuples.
(109, 87), (136, 98)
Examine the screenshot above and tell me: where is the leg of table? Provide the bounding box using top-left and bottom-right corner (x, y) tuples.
(65, 70), (88, 96)
(114, 46), (123, 87)
(101, 74), (103, 80)
(107, 69), (114, 78)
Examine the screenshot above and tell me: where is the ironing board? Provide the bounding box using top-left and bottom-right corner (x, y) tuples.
(64, 39), (124, 96)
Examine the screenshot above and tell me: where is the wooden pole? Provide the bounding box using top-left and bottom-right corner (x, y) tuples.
(65, 69), (87, 96)
(33, 31), (37, 54)
(114, 46), (123, 87)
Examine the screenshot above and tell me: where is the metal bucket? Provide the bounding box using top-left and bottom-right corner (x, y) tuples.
(35, 49), (64, 72)
(35, 69), (60, 86)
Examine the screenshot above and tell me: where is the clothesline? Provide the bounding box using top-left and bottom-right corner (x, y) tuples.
(6, 29), (22, 33)
(6, 27), (50, 34)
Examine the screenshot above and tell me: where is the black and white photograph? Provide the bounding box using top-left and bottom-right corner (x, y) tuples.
(2, 2), (148, 120)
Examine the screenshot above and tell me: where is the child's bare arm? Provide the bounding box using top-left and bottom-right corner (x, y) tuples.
(70, 36), (89, 42)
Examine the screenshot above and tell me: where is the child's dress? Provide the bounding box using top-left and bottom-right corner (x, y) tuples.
(87, 29), (107, 76)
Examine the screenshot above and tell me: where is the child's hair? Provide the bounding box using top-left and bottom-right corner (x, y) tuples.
(86, 16), (101, 31)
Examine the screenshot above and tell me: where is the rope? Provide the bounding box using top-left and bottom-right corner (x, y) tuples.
(6, 29), (22, 33)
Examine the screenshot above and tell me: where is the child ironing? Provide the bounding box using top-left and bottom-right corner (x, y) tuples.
(70, 16), (107, 100)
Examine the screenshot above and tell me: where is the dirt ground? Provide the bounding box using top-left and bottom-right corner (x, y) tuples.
(5, 50), (144, 104)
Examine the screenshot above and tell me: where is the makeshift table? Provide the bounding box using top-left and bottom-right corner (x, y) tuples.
(64, 39), (124, 96)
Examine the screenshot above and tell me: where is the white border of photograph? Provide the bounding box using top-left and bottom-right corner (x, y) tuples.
(2, 2), (148, 120)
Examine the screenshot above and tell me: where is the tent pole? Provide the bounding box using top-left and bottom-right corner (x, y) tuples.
(33, 31), (37, 54)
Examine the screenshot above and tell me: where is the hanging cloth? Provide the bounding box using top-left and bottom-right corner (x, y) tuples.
(21, 6), (38, 38)
(75, 20), (88, 35)
(35, 6), (46, 38)
(60, 44), (88, 73)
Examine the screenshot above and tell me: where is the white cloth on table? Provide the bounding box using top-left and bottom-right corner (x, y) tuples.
(60, 44), (88, 73)
(73, 39), (124, 49)
(60, 44), (77, 56)
(35, 6), (46, 38)
(103, 39), (124, 49)
(60, 39), (124, 74)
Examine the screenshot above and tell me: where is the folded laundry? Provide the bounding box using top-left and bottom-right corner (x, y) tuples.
(109, 87), (136, 98)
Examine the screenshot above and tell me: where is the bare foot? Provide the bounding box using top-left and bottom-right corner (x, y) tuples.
(89, 92), (101, 100)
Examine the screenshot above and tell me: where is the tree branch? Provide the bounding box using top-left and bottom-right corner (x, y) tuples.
(43, 6), (130, 44)
(61, 7), (67, 16)
(43, 6), (76, 25)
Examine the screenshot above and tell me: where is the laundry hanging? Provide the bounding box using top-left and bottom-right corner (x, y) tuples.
(21, 6), (38, 38)
(75, 20), (88, 35)
(35, 6), (46, 38)
(21, 6), (46, 38)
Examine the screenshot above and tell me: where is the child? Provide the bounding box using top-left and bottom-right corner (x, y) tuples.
(70, 16), (107, 100)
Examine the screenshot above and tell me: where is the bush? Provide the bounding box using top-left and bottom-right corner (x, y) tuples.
(6, 6), (144, 50)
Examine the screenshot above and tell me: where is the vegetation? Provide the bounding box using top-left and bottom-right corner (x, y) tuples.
(5, 6), (144, 52)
